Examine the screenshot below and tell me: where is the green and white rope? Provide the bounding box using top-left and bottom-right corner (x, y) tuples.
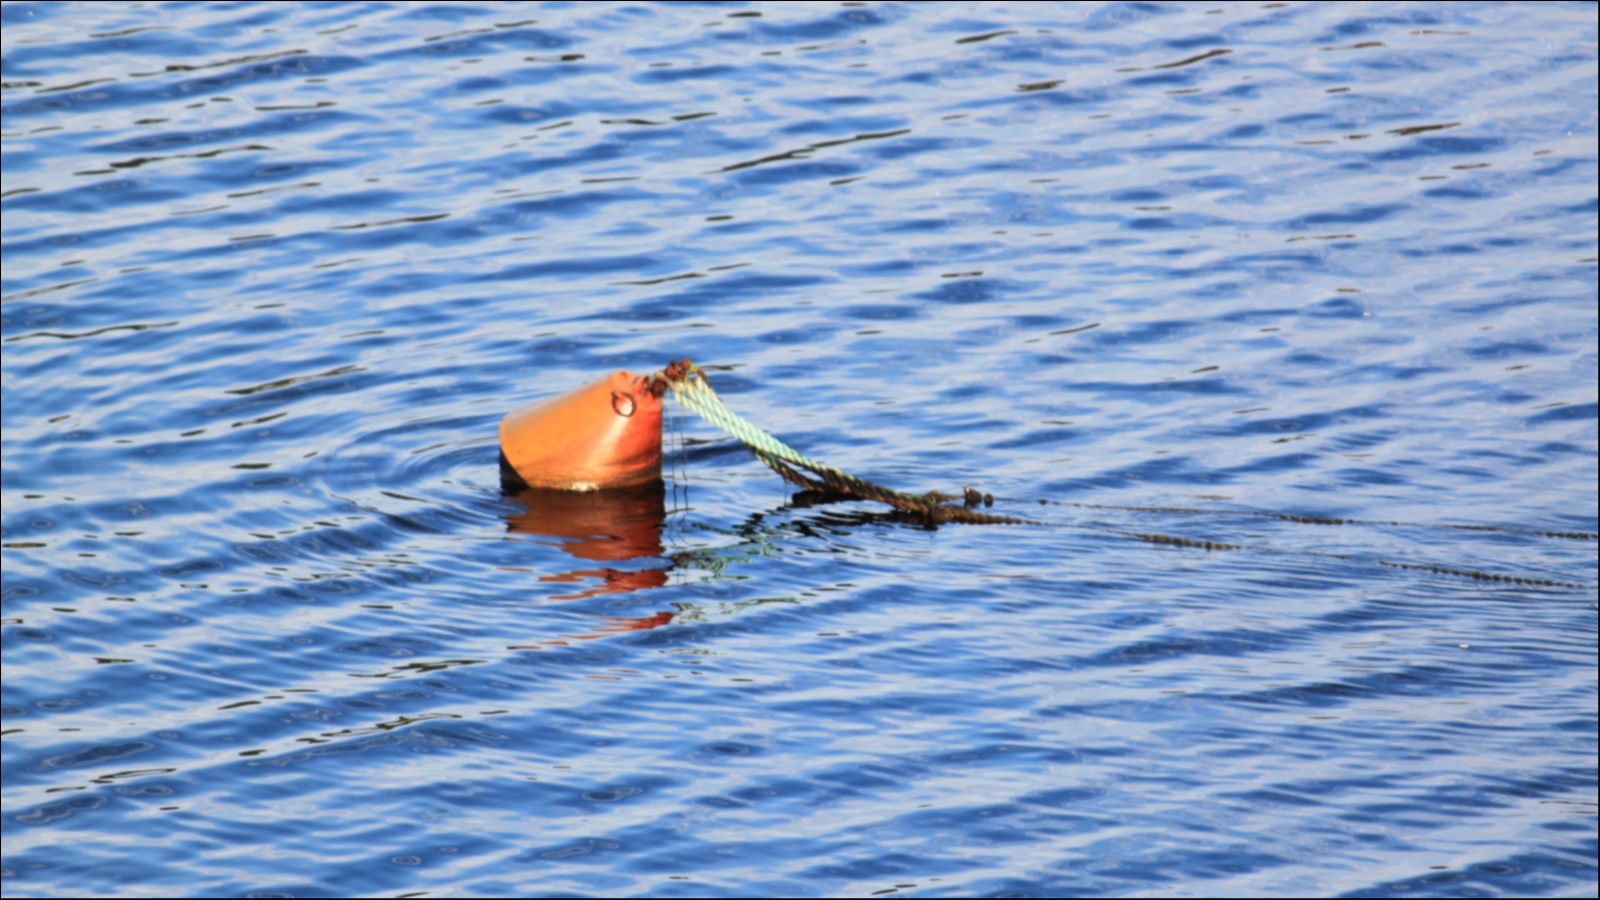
(656, 363), (1026, 525)
(666, 370), (832, 476)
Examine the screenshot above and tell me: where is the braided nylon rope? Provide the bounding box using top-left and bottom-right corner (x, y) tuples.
(649, 362), (1598, 586)
(664, 369), (832, 474)
(656, 362), (1026, 525)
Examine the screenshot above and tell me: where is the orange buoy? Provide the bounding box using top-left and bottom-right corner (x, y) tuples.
(499, 369), (664, 491)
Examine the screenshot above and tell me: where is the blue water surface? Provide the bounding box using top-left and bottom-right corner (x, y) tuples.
(3, 2), (1597, 897)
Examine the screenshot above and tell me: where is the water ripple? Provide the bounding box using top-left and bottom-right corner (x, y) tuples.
(4, 1), (1597, 898)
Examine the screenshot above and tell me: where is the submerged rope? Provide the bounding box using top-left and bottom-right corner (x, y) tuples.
(1036, 500), (1598, 542)
(653, 359), (1025, 525)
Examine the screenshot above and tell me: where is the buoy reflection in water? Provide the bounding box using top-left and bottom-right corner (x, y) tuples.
(503, 482), (671, 606)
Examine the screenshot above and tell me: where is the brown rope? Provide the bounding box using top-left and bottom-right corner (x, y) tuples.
(756, 451), (1031, 525)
